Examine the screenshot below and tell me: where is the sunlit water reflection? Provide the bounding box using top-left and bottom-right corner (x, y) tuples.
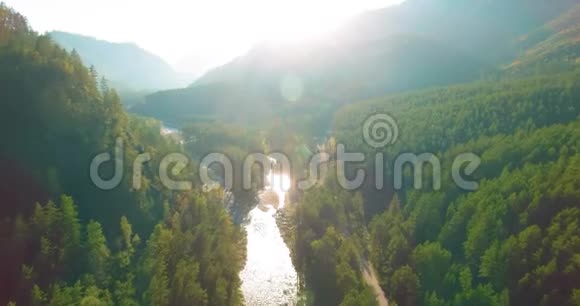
(240, 172), (298, 306)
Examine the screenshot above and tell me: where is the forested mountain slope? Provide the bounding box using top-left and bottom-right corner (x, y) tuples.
(131, 0), (578, 128)
(1, 1), (579, 306)
(49, 31), (193, 106)
(291, 70), (580, 306)
(506, 3), (580, 76)
(0, 4), (244, 305)
(341, 0), (579, 62)
(133, 34), (486, 126)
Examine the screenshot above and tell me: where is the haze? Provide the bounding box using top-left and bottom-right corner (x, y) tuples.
(5, 0), (404, 75)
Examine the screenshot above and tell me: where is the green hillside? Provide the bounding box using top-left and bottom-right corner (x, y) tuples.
(132, 0), (578, 128)
(295, 70), (580, 306)
(49, 31), (193, 105)
(1, 1), (579, 306)
(506, 4), (580, 76)
(0, 4), (243, 305)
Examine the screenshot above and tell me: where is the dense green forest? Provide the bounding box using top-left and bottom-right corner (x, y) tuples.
(328, 72), (580, 305)
(287, 8), (580, 302)
(288, 72), (580, 305)
(49, 31), (193, 107)
(0, 4), (244, 305)
(290, 71), (580, 305)
(1, 0), (579, 305)
(286, 4), (580, 304)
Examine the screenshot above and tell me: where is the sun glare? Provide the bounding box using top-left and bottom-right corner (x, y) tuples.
(242, 0), (388, 43)
(5, 0), (403, 71)
(262, 8), (346, 42)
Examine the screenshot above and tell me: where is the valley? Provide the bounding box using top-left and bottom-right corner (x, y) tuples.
(0, 1), (579, 306)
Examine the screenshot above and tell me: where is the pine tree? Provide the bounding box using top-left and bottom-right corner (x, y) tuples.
(86, 221), (110, 285)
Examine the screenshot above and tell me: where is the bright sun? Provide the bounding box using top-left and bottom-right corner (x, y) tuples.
(3, 0), (404, 73)
(261, 4), (347, 42)
(241, 0), (399, 43)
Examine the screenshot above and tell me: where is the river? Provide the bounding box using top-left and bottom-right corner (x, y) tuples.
(158, 125), (386, 305)
(239, 172), (298, 306)
(159, 125), (299, 305)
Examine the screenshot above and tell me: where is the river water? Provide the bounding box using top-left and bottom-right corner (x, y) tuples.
(158, 125), (299, 305)
(239, 173), (298, 305)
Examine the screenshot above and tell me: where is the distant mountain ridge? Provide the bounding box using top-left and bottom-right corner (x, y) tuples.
(132, 0), (580, 126)
(506, 3), (580, 76)
(49, 31), (193, 91)
(339, 0), (579, 61)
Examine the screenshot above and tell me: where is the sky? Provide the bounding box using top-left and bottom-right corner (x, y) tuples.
(5, 0), (404, 75)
